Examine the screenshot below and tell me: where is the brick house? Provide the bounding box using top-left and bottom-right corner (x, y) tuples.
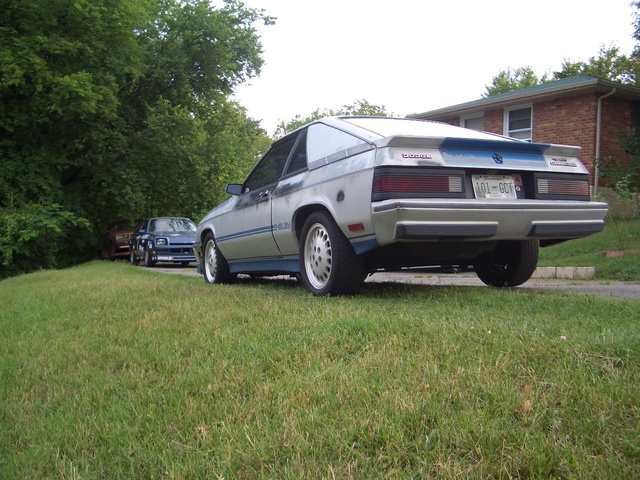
(409, 74), (640, 195)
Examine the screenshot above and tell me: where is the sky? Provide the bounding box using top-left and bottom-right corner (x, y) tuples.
(232, 0), (637, 135)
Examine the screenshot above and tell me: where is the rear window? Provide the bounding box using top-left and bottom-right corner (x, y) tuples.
(307, 124), (367, 163)
(342, 117), (510, 142)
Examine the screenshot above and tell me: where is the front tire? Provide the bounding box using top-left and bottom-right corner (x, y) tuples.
(473, 240), (539, 287)
(203, 232), (235, 283)
(145, 248), (156, 267)
(299, 211), (363, 296)
(130, 247), (139, 265)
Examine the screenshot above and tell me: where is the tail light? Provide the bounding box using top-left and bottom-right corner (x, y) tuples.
(372, 167), (466, 201)
(534, 173), (590, 200)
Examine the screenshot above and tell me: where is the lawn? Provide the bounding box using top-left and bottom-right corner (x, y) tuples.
(538, 218), (640, 280)
(1, 261), (638, 478)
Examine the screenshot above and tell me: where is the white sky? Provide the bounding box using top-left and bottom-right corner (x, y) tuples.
(232, 0), (637, 135)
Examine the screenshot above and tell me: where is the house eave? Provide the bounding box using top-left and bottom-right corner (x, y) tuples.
(410, 76), (640, 121)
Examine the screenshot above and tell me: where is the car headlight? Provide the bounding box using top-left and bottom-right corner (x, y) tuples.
(155, 238), (168, 246)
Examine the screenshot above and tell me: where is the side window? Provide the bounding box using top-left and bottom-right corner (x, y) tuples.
(307, 124), (367, 163)
(461, 114), (484, 131)
(244, 135), (297, 191)
(284, 129), (308, 175)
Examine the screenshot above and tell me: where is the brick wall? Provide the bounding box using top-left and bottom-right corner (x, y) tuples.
(533, 93), (598, 175)
(600, 97), (632, 161)
(421, 94), (633, 184)
(484, 110), (503, 134)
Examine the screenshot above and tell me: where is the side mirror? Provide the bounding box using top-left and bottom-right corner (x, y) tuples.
(226, 184), (243, 196)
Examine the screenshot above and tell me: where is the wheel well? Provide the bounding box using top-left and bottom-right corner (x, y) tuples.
(293, 205), (331, 243)
(199, 228), (213, 244)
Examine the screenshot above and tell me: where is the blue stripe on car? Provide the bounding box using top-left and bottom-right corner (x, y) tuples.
(217, 225), (272, 243)
(439, 137), (550, 153)
(228, 256), (300, 273)
(440, 138), (546, 168)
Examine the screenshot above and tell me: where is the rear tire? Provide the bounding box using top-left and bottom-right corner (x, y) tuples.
(299, 211), (363, 296)
(203, 232), (235, 283)
(473, 240), (539, 287)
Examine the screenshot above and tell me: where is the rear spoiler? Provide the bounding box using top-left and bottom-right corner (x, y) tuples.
(376, 135), (581, 157)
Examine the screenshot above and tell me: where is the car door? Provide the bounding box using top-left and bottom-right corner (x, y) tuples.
(218, 134), (299, 261)
(131, 218), (149, 260)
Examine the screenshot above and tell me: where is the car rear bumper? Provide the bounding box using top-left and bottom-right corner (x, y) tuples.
(370, 199), (608, 244)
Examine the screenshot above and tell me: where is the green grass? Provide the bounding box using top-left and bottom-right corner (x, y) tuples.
(538, 218), (640, 280)
(1, 261), (639, 478)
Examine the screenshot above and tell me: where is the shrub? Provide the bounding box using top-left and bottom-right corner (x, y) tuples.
(0, 204), (92, 279)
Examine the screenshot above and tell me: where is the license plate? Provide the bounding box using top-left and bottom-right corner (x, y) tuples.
(472, 174), (519, 199)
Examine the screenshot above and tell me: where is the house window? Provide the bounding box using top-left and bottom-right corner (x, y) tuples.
(504, 106), (532, 141)
(461, 115), (484, 131)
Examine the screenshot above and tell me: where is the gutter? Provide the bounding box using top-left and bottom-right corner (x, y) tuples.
(594, 87), (617, 197)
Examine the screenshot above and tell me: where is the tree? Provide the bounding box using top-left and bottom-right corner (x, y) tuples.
(274, 99), (391, 138)
(0, 0), (273, 276)
(552, 45), (638, 85)
(483, 67), (541, 97)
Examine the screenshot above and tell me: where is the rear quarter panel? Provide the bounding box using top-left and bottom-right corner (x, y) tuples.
(271, 149), (377, 256)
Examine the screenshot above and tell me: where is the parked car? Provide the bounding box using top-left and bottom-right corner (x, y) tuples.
(194, 116), (608, 295)
(101, 220), (136, 261)
(130, 217), (197, 267)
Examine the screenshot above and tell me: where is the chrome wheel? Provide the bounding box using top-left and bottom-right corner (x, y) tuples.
(304, 222), (332, 290)
(203, 237), (218, 283)
(299, 211), (363, 296)
(202, 232), (234, 284)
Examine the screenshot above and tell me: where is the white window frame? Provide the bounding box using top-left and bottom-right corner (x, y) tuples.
(460, 113), (485, 131)
(503, 104), (533, 141)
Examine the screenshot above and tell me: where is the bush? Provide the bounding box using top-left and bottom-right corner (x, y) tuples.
(0, 204), (92, 280)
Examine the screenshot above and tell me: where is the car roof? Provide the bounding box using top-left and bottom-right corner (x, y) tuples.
(276, 116), (519, 145)
(273, 116), (581, 159)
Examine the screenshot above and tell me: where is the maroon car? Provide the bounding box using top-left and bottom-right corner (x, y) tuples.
(101, 220), (136, 261)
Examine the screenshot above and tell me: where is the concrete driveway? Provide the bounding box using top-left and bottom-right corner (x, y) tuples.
(144, 264), (640, 300)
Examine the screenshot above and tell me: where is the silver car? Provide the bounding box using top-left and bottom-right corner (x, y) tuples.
(194, 117), (607, 295)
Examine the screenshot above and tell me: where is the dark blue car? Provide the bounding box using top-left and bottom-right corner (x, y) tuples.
(129, 217), (197, 267)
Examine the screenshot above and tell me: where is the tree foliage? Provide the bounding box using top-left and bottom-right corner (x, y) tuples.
(0, 0), (273, 276)
(552, 45), (639, 85)
(600, 132), (640, 217)
(483, 67), (542, 97)
(273, 99), (391, 138)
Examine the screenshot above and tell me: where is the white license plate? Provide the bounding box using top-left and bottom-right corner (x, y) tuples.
(472, 175), (519, 199)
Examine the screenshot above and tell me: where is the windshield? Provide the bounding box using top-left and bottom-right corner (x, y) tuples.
(111, 221), (134, 231)
(149, 218), (196, 233)
(341, 117), (511, 142)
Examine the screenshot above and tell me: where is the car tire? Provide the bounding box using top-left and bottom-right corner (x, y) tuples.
(145, 248), (156, 268)
(473, 240), (539, 287)
(203, 232), (235, 283)
(299, 211), (363, 296)
(130, 248), (139, 265)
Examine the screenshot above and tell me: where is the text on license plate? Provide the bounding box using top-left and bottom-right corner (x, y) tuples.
(472, 174), (521, 199)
